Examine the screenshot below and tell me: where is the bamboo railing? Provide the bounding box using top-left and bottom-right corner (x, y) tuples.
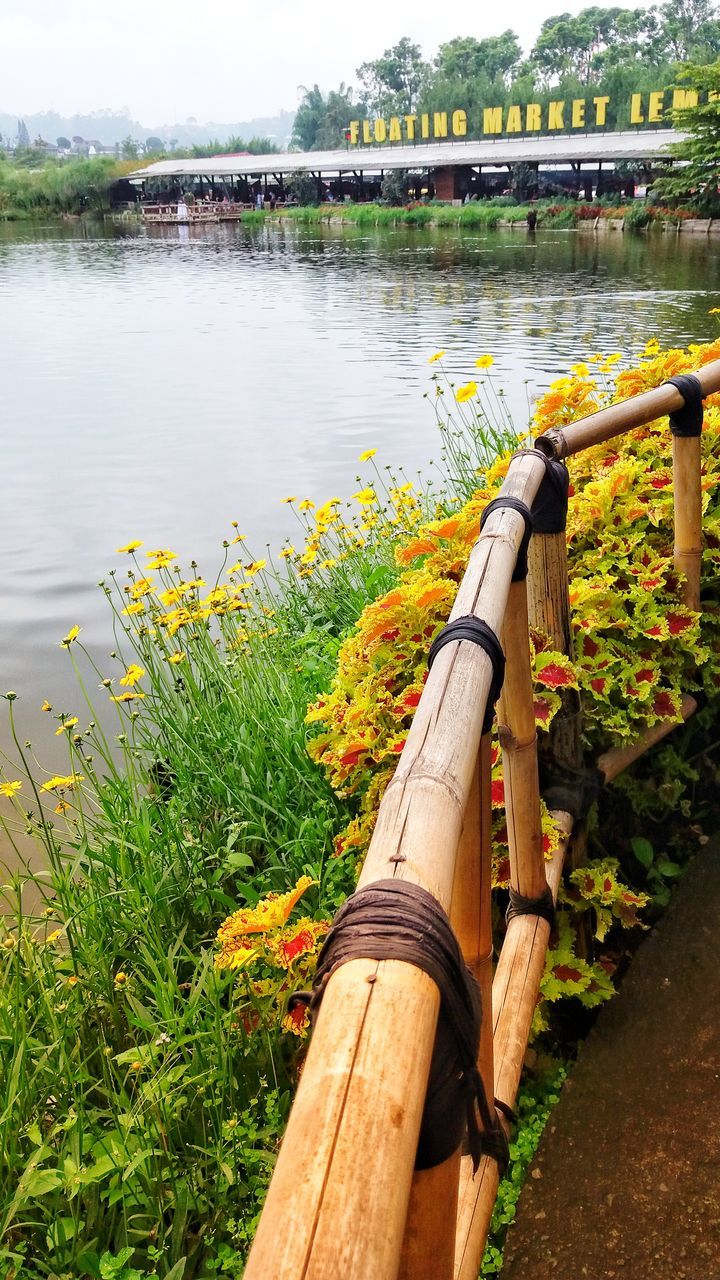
(244, 359), (720, 1280)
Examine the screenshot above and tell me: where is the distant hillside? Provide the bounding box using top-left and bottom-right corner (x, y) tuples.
(0, 108), (295, 149)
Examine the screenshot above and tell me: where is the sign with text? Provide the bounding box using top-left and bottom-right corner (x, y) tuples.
(347, 89), (704, 145)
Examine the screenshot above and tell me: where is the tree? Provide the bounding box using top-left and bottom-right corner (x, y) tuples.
(381, 169), (409, 204)
(121, 136), (139, 160)
(287, 169), (318, 205)
(652, 59), (720, 210)
(530, 7), (660, 83)
(657, 0), (720, 62)
(292, 83), (355, 150)
(435, 32), (522, 85)
(16, 119), (30, 148)
(56, 136), (71, 150)
(145, 136), (164, 153)
(357, 38), (428, 114)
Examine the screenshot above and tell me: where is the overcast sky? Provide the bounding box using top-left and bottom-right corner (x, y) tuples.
(1, 0), (654, 125)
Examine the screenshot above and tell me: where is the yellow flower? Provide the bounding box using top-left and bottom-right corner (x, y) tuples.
(115, 971), (128, 985)
(353, 487), (376, 505)
(2, 935), (16, 950)
(359, 448), (377, 462)
(55, 717), (79, 735)
(54, 800), (69, 815)
(119, 664), (145, 688)
(281, 496), (296, 504)
(116, 541), (143, 553)
(146, 549), (177, 569)
(130, 1061), (143, 1072)
(709, 308), (720, 315)
(229, 533), (246, 544)
(67, 975), (79, 987)
(475, 354), (494, 369)
(60, 626), (81, 647)
(110, 691), (145, 703)
(130, 578), (154, 599)
(46, 930), (62, 944)
(122, 601), (145, 616)
(167, 652), (186, 665)
(428, 350), (446, 363)
(0, 780), (22, 798)
(644, 338), (660, 356)
(41, 700), (52, 713)
(40, 774), (84, 793)
(456, 381), (478, 403)
(279, 545), (295, 559)
(245, 560), (267, 576)
(298, 499), (315, 511)
(571, 362), (590, 377)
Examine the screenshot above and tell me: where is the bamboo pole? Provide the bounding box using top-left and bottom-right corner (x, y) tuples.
(244, 453), (547, 1280)
(535, 357), (720, 460)
(453, 814), (573, 1280)
(597, 694), (697, 782)
(497, 579), (547, 900)
(673, 434), (703, 611)
(526, 531), (582, 774)
(398, 1150), (462, 1280)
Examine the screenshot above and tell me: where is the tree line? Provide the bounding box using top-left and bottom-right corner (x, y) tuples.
(292, 0), (720, 148)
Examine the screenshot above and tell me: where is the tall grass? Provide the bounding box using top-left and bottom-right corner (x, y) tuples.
(0, 387), (520, 1278)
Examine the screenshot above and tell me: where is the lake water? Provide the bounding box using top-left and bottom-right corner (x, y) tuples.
(1, 218), (719, 816)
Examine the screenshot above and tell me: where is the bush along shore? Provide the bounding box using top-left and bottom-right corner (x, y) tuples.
(2, 335), (720, 1278)
(266, 197), (705, 231)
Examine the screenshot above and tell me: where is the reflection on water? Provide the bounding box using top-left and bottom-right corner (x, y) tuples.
(0, 218), (718, 830)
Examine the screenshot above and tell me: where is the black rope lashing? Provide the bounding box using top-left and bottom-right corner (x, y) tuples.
(299, 879), (511, 1176)
(665, 374), (704, 438)
(480, 496), (533, 580)
(540, 759), (603, 823)
(506, 885), (555, 929)
(518, 448), (571, 535)
(427, 616), (505, 735)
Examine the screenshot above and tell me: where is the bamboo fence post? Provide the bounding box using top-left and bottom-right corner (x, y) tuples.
(497, 578), (547, 900)
(398, 1150), (462, 1280)
(526, 527), (582, 775)
(244, 453), (548, 1280)
(673, 433), (703, 611)
(453, 815), (573, 1280)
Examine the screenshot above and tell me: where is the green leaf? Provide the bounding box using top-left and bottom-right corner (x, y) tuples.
(656, 860), (681, 878)
(164, 1260), (188, 1280)
(631, 836), (653, 868)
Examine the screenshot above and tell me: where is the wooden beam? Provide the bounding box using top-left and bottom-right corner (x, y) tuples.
(597, 694), (697, 782)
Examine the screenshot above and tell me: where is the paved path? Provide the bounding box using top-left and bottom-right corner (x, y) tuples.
(502, 842), (720, 1280)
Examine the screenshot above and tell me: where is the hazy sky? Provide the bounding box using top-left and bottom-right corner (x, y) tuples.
(1, 0), (654, 124)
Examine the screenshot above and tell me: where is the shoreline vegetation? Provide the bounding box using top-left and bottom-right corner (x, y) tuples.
(0, 155), (715, 230)
(2, 335), (720, 1276)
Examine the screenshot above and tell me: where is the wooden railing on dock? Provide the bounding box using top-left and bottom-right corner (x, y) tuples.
(244, 359), (720, 1280)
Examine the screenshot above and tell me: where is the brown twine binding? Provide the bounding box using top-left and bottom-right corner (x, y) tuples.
(292, 879), (510, 1176)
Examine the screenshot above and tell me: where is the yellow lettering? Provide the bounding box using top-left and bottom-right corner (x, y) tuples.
(349, 121), (359, 145)
(404, 114), (416, 140)
(483, 106), (503, 134)
(630, 93), (644, 124)
(672, 88), (699, 110)
(571, 98), (585, 128)
(505, 105), (522, 133)
(388, 116), (401, 141)
(593, 96), (610, 126)
(525, 103), (542, 131)
(421, 113), (430, 139)
(362, 119), (373, 144)
(648, 90), (665, 122)
(373, 118), (387, 143)
(433, 112), (448, 138)
(548, 101), (565, 130)
(452, 109), (467, 137)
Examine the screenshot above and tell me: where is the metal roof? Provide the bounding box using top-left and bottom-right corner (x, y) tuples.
(129, 129), (683, 180)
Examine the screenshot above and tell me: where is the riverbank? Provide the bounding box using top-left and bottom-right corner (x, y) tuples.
(2, 336), (720, 1276)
